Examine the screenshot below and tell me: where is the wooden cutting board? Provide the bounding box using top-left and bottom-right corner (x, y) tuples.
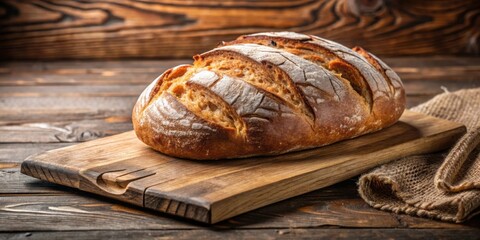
(21, 111), (465, 224)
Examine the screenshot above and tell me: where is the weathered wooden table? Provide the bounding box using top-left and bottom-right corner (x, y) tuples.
(1, 57), (479, 239)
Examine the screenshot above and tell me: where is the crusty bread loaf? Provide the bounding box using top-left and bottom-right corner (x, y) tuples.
(132, 32), (405, 160)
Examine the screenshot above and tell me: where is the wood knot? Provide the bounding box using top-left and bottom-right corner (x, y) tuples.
(54, 127), (103, 142)
(347, 0), (384, 16)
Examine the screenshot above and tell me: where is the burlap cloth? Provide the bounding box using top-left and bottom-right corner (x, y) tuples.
(358, 88), (480, 223)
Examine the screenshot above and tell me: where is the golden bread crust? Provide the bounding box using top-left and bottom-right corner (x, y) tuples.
(132, 32), (406, 160)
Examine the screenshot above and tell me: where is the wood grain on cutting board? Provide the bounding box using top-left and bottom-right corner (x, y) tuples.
(21, 111), (465, 223)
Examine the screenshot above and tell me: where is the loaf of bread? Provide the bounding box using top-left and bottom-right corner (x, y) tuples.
(132, 32), (405, 160)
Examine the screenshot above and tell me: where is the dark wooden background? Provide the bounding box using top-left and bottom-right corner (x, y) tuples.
(1, 0), (479, 59)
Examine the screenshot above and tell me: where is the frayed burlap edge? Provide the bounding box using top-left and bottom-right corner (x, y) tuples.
(435, 127), (480, 192)
(359, 171), (480, 223)
(358, 88), (480, 223)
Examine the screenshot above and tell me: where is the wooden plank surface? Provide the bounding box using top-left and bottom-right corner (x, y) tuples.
(21, 111), (466, 223)
(2, 173), (478, 230)
(1, 0), (479, 60)
(3, 229), (480, 240)
(1, 58), (479, 238)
